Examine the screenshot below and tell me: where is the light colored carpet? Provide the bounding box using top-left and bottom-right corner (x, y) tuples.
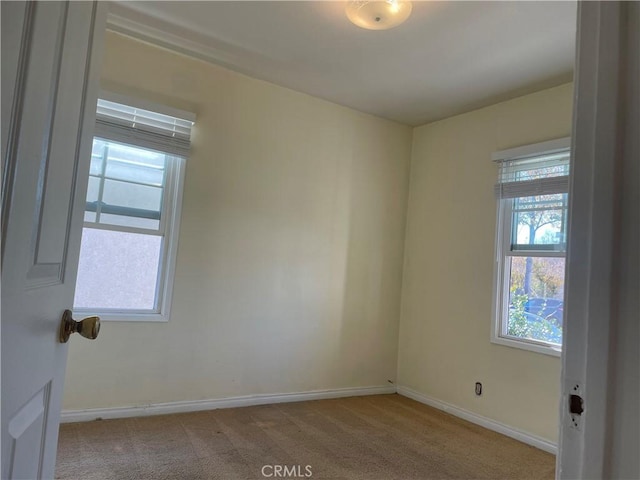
(56, 394), (555, 480)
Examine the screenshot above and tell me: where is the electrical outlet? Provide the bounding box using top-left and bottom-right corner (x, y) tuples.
(475, 382), (482, 396)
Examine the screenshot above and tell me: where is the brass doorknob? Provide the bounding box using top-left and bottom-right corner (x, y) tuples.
(59, 309), (100, 343)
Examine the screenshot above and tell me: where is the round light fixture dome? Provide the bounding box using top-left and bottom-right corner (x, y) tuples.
(345, 0), (413, 30)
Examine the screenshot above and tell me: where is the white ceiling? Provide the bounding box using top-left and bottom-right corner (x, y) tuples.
(108, 1), (577, 126)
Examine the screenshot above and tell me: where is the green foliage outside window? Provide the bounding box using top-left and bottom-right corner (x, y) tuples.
(507, 292), (562, 344)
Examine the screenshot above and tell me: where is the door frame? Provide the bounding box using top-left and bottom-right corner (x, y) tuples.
(558, 1), (637, 478)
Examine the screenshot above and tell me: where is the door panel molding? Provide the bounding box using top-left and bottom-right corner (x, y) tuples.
(6, 382), (51, 480)
(1, 1), (35, 260)
(28, 1), (69, 287)
(25, 2), (98, 290)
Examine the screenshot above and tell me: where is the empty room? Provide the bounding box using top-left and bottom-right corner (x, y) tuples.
(1, 1), (637, 480)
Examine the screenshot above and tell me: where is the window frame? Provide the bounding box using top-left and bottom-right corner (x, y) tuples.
(491, 137), (570, 357)
(73, 94), (192, 322)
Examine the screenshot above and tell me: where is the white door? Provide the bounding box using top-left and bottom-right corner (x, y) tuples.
(1, 2), (105, 478)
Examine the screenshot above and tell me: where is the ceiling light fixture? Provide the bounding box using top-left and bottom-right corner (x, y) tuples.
(345, 0), (413, 30)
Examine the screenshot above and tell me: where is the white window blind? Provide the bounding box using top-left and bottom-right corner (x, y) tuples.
(95, 98), (195, 157)
(494, 150), (570, 199)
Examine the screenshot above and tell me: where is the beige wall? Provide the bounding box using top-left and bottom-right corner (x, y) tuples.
(397, 83), (574, 443)
(63, 32), (412, 409)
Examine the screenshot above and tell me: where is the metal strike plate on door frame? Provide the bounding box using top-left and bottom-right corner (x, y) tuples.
(59, 309), (100, 343)
(567, 381), (584, 430)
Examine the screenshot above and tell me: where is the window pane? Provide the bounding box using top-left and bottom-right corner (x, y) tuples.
(506, 256), (565, 345)
(90, 139), (106, 175)
(86, 176), (100, 203)
(102, 179), (162, 214)
(105, 156), (165, 186)
(511, 193), (568, 250)
(74, 228), (162, 310)
(85, 138), (168, 230)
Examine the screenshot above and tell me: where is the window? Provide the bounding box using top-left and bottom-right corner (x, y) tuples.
(73, 95), (194, 321)
(492, 138), (570, 355)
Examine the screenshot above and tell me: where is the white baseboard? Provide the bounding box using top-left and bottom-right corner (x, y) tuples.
(60, 385), (396, 424)
(62, 383), (558, 455)
(396, 385), (557, 454)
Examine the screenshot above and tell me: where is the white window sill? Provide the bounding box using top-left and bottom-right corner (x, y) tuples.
(72, 310), (169, 323)
(491, 335), (562, 357)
